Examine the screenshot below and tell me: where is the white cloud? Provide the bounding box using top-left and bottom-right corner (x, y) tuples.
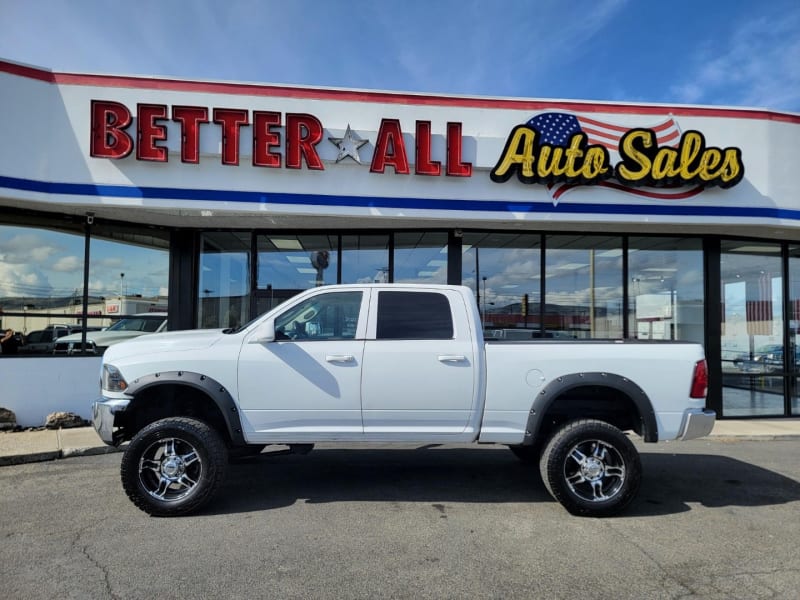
(51, 256), (83, 273)
(0, 263), (53, 297)
(670, 11), (800, 111)
(95, 257), (124, 268)
(0, 232), (59, 264)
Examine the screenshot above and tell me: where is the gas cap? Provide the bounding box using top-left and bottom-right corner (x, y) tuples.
(525, 369), (546, 388)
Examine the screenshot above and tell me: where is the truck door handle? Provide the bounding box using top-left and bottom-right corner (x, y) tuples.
(326, 354), (355, 363)
(438, 355), (467, 363)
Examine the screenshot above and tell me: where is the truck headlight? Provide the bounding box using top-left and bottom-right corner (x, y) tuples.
(102, 364), (128, 392)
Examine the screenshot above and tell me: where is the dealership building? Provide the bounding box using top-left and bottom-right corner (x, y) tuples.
(1, 58), (799, 424)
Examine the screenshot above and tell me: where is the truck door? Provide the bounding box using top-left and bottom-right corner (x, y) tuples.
(238, 290), (367, 440)
(361, 289), (477, 435)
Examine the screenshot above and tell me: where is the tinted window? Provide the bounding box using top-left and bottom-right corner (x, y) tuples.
(376, 291), (453, 340)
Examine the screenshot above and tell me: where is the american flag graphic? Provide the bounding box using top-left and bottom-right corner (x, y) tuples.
(745, 272), (773, 336)
(525, 112), (704, 204)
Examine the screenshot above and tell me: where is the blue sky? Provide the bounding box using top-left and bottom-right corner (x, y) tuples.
(1, 0), (799, 302)
(1, 0), (798, 111)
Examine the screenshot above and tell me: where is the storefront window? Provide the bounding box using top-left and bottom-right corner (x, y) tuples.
(199, 232), (250, 329)
(461, 233), (541, 335)
(253, 234), (338, 316)
(91, 224), (169, 318)
(628, 237), (704, 343)
(720, 240), (784, 416)
(393, 232), (448, 283)
(0, 222), (169, 355)
(788, 245), (800, 416)
(341, 235), (389, 283)
(545, 235), (623, 339)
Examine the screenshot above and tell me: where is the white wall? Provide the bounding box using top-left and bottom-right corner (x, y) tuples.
(0, 357), (101, 427)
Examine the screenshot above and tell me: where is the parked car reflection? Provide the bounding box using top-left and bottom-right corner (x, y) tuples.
(733, 344), (799, 374)
(17, 325), (102, 355)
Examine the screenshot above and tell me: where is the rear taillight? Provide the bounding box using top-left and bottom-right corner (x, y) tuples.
(690, 359), (708, 399)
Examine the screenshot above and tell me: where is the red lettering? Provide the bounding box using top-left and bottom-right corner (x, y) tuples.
(213, 108), (249, 165)
(172, 106), (208, 164)
(285, 113), (324, 170)
(370, 119), (409, 174)
(414, 121), (441, 176)
(446, 122), (472, 177)
(136, 104), (168, 162)
(90, 100), (133, 159)
(253, 111), (282, 168)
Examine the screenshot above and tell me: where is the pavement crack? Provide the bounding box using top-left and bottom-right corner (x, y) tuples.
(71, 525), (120, 600)
(601, 521), (697, 598)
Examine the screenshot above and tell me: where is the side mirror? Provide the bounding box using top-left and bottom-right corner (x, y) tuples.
(248, 320), (276, 344)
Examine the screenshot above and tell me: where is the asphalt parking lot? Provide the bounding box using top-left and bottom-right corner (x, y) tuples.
(2, 439), (800, 599)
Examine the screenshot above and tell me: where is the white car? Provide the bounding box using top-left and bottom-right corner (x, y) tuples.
(54, 313), (167, 355)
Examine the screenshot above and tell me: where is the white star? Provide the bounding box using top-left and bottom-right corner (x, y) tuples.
(328, 124), (368, 164)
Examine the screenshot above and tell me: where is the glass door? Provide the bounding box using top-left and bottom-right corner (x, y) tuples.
(789, 245), (800, 415)
(720, 241), (784, 416)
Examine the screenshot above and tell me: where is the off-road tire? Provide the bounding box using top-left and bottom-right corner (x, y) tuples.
(539, 419), (641, 517)
(121, 417), (228, 516)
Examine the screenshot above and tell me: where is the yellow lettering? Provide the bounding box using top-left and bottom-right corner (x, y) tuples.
(490, 126), (537, 182)
(651, 147), (679, 181)
(678, 131), (704, 179)
(489, 122), (745, 190)
(564, 134), (586, 179)
(699, 149), (722, 182)
(583, 147), (610, 179)
(719, 148), (744, 185)
(537, 145), (567, 178)
(616, 129), (653, 183)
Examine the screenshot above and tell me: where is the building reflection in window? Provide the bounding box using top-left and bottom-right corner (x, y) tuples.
(341, 235), (389, 284)
(199, 232), (250, 329)
(393, 232), (448, 283)
(545, 235), (623, 339)
(0, 222), (169, 354)
(628, 237), (703, 344)
(461, 233), (541, 337)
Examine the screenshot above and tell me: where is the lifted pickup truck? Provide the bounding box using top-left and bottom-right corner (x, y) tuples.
(93, 284), (713, 517)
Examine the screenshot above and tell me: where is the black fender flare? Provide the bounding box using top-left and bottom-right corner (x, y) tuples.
(125, 371), (246, 446)
(523, 372), (658, 444)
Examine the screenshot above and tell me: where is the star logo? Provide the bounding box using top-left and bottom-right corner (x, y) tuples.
(328, 124), (368, 164)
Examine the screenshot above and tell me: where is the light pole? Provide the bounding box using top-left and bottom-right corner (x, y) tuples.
(481, 276), (487, 328)
(120, 273), (125, 299)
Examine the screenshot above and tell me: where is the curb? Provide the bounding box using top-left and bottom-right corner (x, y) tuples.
(60, 445), (125, 458)
(0, 451), (61, 466)
(0, 445), (123, 467)
(708, 435), (800, 442)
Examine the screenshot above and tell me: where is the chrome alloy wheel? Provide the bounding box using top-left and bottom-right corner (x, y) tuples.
(138, 437), (203, 502)
(563, 439), (626, 502)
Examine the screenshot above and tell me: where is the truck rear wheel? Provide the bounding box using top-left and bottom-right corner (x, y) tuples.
(121, 417), (228, 516)
(539, 419), (641, 517)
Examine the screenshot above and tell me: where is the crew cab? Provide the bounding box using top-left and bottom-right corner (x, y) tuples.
(92, 284), (713, 517)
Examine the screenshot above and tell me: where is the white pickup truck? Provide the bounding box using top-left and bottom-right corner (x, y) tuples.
(92, 284), (714, 518)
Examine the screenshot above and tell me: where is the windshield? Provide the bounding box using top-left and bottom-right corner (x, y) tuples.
(107, 317), (164, 333)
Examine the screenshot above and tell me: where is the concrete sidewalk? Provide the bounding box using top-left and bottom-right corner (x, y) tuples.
(0, 426), (122, 466)
(1, 419), (800, 467)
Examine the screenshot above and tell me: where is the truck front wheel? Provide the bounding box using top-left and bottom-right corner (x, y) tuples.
(539, 419), (641, 517)
(121, 417), (229, 516)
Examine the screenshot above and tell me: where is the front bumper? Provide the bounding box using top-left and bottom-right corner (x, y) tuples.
(92, 397), (130, 445)
(677, 408), (716, 441)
